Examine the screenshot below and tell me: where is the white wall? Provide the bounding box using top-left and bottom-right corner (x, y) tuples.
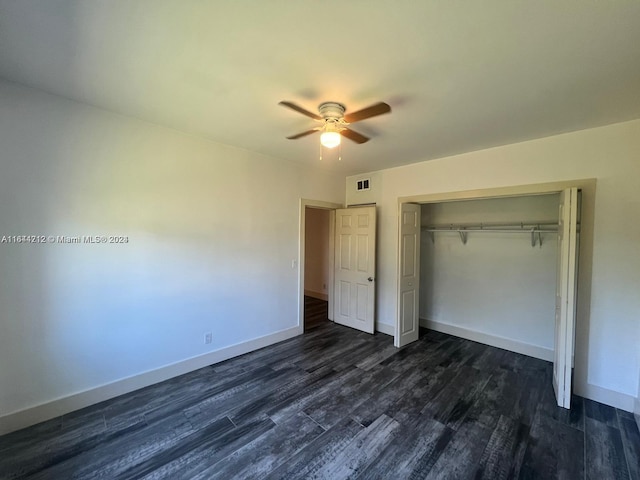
(304, 208), (331, 300)
(346, 119), (640, 411)
(636, 369), (640, 429)
(420, 195), (559, 358)
(0, 81), (345, 430)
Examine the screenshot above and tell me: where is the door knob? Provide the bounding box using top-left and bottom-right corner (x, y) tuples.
(368, 277), (374, 282)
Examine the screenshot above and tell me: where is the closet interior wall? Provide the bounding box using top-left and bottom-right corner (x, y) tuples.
(419, 194), (560, 359)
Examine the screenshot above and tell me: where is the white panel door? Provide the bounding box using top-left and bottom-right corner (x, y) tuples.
(395, 203), (421, 347)
(333, 206), (376, 334)
(553, 187), (579, 409)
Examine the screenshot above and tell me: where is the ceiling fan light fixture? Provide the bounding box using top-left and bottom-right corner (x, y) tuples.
(280, 99), (390, 150)
(320, 130), (341, 149)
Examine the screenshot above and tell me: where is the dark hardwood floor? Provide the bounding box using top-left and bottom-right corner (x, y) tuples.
(304, 295), (329, 331)
(1, 321), (638, 479)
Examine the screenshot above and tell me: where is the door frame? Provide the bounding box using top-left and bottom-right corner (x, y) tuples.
(299, 199), (343, 331)
(395, 179), (596, 392)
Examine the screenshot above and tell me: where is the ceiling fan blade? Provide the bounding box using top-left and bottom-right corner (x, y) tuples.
(279, 101), (322, 120)
(343, 102), (391, 123)
(340, 127), (369, 144)
(286, 128), (320, 140)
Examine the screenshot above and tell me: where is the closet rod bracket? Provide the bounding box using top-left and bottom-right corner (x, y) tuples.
(538, 226), (542, 248)
(530, 226), (543, 248)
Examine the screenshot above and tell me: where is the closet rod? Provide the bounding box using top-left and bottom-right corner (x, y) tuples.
(421, 222), (564, 247)
(422, 228), (557, 233)
(422, 221), (559, 231)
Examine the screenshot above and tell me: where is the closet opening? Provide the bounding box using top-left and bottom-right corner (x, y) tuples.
(420, 193), (563, 363)
(396, 180), (595, 408)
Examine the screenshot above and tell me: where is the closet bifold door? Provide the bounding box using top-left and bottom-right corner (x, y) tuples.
(395, 203), (421, 348)
(553, 187), (579, 409)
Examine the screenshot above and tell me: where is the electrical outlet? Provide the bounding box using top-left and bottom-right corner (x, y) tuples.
(204, 332), (213, 344)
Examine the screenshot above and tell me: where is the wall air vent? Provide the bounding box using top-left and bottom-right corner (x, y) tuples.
(356, 178), (370, 191)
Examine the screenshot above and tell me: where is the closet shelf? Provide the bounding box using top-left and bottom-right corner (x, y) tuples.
(422, 222), (561, 247)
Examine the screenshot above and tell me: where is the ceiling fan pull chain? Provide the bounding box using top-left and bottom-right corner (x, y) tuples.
(319, 141), (323, 161)
(338, 142), (342, 161)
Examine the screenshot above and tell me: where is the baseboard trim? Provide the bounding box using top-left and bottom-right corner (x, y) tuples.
(304, 289), (328, 301)
(421, 318), (554, 362)
(375, 322), (394, 336)
(574, 381), (635, 412)
(0, 325), (302, 436)
(422, 318), (636, 412)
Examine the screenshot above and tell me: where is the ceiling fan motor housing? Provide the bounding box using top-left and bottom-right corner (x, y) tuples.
(318, 102), (346, 121)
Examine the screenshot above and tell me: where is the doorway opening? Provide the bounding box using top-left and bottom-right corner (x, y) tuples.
(299, 200), (378, 335)
(298, 199), (342, 332)
(304, 206), (332, 331)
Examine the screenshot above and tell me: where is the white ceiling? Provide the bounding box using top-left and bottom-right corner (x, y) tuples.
(1, 1), (639, 175)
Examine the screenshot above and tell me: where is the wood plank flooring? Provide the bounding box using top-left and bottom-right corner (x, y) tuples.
(304, 295), (328, 331)
(1, 321), (638, 479)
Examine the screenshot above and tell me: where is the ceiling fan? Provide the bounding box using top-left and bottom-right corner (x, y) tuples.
(279, 100), (391, 149)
